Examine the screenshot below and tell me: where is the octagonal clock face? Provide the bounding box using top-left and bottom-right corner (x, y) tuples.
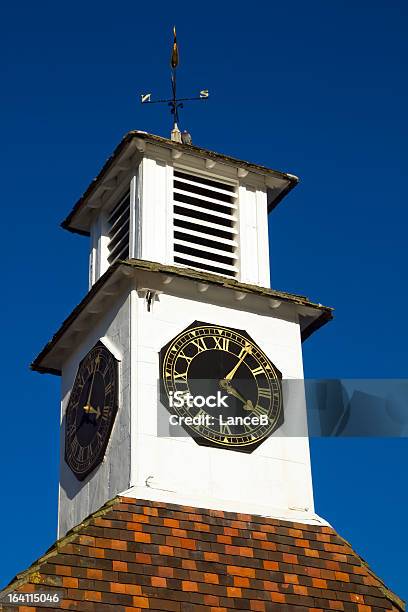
(159, 321), (283, 452)
(64, 341), (118, 481)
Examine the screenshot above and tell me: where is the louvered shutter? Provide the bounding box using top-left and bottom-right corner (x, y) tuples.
(107, 191), (130, 264)
(173, 170), (238, 277)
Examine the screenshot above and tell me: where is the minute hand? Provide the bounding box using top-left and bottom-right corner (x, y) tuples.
(224, 343), (252, 381)
(219, 380), (254, 411)
(85, 355), (100, 407)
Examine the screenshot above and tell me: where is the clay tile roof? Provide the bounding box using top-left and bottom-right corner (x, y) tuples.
(1, 497), (404, 612)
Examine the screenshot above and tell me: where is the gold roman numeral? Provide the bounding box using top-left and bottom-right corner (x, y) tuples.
(252, 404), (268, 418)
(191, 337), (208, 353)
(213, 336), (230, 351)
(219, 422), (232, 435)
(178, 351), (193, 364)
(77, 446), (87, 462)
(77, 374), (85, 387)
(238, 342), (253, 359)
(177, 391), (191, 406)
(66, 423), (76, 437)
(67, 437), (80, 459)
(173, 369), (188, 381)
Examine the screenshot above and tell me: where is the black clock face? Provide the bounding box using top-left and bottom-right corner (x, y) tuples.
(64, 342), (118, 481)
(159, 321), (283, 453)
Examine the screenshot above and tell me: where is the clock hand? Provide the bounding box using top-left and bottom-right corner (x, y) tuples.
(219, 379), (254, 411)
(223, 343), (252, 381)
(83, 405), (101, 419)
(86, 355), (100, 407)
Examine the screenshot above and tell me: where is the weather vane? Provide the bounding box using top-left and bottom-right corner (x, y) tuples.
(140, 27), (209, 144)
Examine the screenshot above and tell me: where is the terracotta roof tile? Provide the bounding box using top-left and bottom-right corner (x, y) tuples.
(0, 496), (404, 612)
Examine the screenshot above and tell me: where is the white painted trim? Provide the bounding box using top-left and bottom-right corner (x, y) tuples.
(172, 251), (238, 272)
(57, 396), (65, 538)
(129, 281), (139, 488)
(256, 187), (270, 287)
(174, 226), (238, 247)
(136, 162), (143, 258)
(89, 215), (98, 288)
(99, 211), (110, 278)
(174, 187), (237, 209)
(174, 238), (239, 260)
(129, 172), (138, 259)
(88, 247), (94, 290)
(235, 184), (242, 282)
(174, 175), (238, 198)
(98, 172), (132, 216)
(165, 163), (174, 264)
(119, 485), (331, 527)
(172, 159), (239, 185)
(173, 198), (235, 219)
(100, 336), (123, 362)
(173, 213), (238, 234)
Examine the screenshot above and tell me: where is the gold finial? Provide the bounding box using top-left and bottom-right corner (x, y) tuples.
(171, 26), (179, 69)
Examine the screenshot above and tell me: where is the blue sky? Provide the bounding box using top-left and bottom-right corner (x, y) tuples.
(1, 0), (407, 601)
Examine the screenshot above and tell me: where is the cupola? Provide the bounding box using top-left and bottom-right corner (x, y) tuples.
(61, 131), (298, 289)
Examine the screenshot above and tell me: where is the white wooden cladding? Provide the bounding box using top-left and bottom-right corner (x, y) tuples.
(107, 191), (130, 265)
(172, 170), (239, 277)
(89, 156), (271, 289)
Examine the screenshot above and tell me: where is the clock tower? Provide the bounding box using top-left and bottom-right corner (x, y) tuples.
(4, 130), (403, 612)
(32, 130), (333, 537)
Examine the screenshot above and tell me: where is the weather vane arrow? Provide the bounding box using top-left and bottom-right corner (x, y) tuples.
(140, 27), (209, 144)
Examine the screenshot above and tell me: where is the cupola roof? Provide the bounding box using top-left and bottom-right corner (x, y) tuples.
(61, 130), (299, 236)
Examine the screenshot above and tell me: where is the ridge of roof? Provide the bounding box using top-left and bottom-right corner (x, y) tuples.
(1, 497), (119, 596)
(333, 532), (406, 612)
(30, 259), (333, 375)
(1, 496), (404, 611)
(61, 130), (299, 235)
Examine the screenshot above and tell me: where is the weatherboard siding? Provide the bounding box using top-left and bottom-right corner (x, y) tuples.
(57, 279), (316, 538)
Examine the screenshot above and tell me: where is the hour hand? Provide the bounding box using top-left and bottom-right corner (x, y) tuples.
(219, 379), (254, 411)
(83, 404), (101, 419)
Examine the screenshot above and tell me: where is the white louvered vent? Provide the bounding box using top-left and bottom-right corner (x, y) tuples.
(107, 191), (130, 264)
(173, 170), (238, 277)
